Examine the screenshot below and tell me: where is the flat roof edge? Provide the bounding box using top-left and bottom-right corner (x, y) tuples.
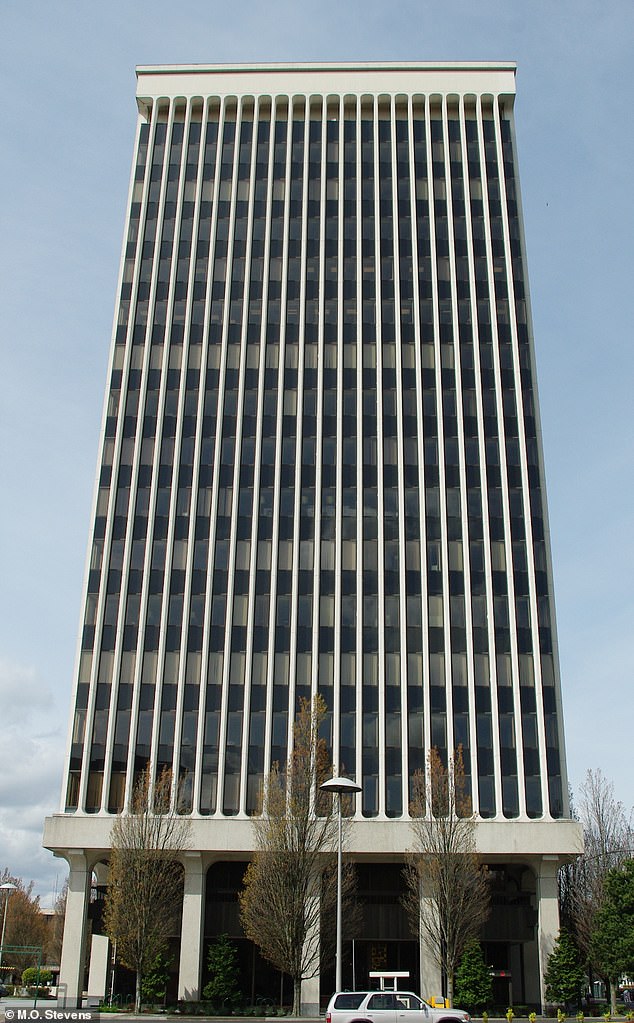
(136, 60), (517, 77)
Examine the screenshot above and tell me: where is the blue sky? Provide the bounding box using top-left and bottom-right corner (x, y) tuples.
(1, 0), (632, 903)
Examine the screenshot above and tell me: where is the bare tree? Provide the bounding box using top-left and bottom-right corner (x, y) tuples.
(46, 878), (68, 967)
(558, 786), (580, 936)
(102, 768), (191, 1013)
(564, 769), (633, 1003)
(239, 695), (353, 1015)
(403, 748), (490, 1007)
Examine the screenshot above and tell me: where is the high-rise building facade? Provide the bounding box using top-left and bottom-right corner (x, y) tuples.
(44, 63), (580, 1012)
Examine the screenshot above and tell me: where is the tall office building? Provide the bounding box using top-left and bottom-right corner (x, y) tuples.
(44, 64), (580, 1011)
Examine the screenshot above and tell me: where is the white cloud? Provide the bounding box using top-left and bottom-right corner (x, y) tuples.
(0, 658), (55, 726)
(0, 657), (68, 903)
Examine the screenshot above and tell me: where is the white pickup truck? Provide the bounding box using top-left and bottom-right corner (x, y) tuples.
(325, 990), (470, 1023)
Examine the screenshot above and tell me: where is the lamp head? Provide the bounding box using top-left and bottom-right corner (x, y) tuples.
(320, 776), (362, 795)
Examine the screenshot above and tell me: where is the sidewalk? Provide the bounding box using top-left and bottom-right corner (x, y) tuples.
(2, 1008), (632, 1023)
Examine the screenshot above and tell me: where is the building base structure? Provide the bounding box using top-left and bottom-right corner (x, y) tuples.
(44, 815), (582, 1011)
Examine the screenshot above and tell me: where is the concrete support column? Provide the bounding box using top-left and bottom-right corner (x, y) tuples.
(301, 973), (320, 1018)
(537, 856), (560, 1011)
(419, 896), (442, 1000)
(58, 850), (91, 1008)
(523, 929), (541, 1007)
(178, 852), (205, 1001)
(300, 884), (320, 1016)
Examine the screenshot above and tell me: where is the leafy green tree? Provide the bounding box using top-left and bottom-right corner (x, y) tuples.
(141, 951), (173, 1004)
(21, 967), (52, 990)
(202, 934), (241, 1007)
(0, 868), (48, 972)
(454, 940), (492, 1014)
(591, 859), (634, 1015)
(544, 930), (585, 1007)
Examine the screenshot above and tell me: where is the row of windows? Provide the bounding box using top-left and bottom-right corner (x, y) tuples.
(68, 677), (557, 821)
(68, 627), (562, 817)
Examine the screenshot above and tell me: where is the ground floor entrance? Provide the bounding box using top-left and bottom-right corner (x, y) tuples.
(50, 817), (575, 1014)
(199, 859), (544, 1011)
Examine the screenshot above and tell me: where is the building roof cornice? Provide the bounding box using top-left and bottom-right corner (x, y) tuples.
(135, 61), (517, 107)
(136, 60), (517, 76)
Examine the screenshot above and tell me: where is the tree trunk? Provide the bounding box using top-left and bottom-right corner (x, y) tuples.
(293, 976), (302, 1016)
(610, 979), (617, 1017)
(135, 970), (142, 1014)
(446, 972), (454, 1008)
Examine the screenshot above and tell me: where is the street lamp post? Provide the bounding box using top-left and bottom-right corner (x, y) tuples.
(320, 776), (362, 991)
(0, 882), (17, 974)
